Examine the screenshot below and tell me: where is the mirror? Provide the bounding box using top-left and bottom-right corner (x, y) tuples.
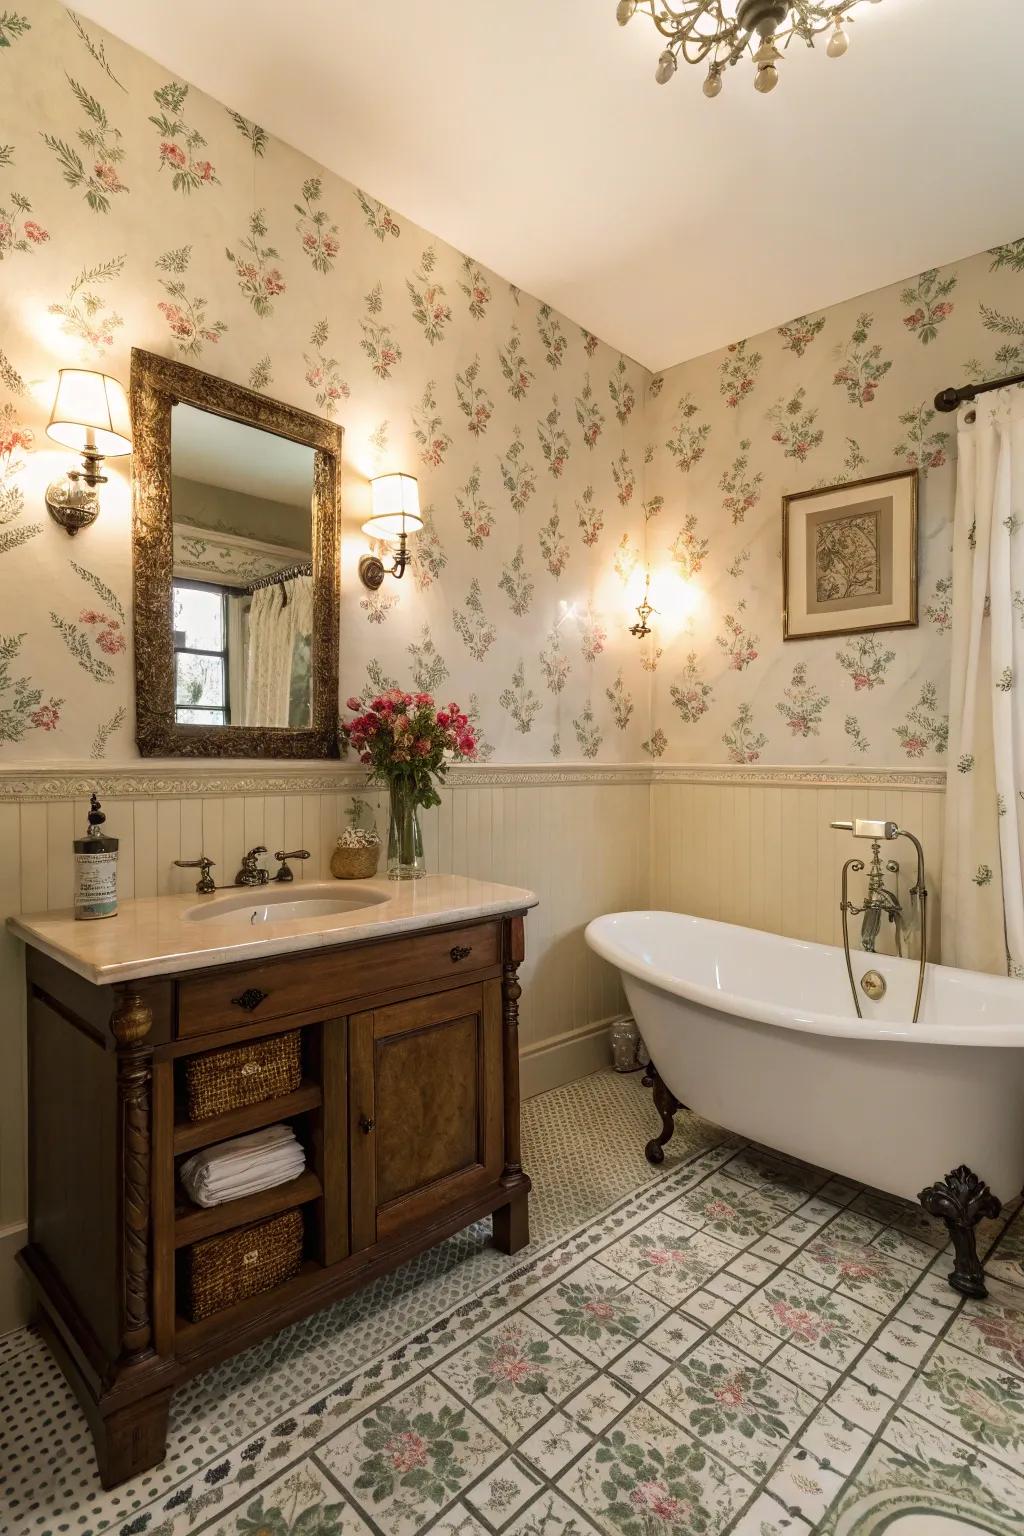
(131, 350), (341, 758)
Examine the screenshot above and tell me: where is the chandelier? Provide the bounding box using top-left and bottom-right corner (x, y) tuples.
(616, 0), (883, 96)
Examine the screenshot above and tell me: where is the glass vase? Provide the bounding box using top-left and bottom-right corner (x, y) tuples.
(387, 778), (425, 880)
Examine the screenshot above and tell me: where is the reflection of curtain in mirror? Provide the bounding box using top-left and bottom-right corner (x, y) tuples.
(226, 594), (248, 726)
(244, 576), (313, 727)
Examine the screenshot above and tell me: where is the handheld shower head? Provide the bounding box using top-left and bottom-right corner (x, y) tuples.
(831, 818), (899, 840)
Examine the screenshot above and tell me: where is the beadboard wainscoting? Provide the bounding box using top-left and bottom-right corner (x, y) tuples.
(649, 765), (947, 952)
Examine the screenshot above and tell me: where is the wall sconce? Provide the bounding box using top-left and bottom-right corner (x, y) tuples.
(358, 472), (423, 589)
(45, 369), (132, 536)
(629, 571), (658, 638)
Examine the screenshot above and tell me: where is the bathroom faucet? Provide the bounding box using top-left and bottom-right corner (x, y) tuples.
(236, 846), (270, 887)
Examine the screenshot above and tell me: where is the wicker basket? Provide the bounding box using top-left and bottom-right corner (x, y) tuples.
(184, 1030), (302, 1122)
(330, 842), (380, 880)
(185, 1208), (303, 1322)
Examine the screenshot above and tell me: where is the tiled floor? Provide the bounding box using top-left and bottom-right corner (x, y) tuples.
(3, 1069), (1024, 1535)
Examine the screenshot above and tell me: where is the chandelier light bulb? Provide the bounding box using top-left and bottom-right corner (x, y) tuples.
(754, 61), (779, 91)
(703, 65), (724, 97)
(615, 0), (636, 23)
(826, 21), (849, 56)
(655, 47), (677, 83)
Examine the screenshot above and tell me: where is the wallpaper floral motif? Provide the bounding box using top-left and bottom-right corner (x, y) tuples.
(2, 2), (1022, 769)
(644, 237), (1024, 765)
(0, 0), (649, 763)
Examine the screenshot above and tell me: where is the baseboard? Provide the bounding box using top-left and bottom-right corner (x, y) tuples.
(520, 1020), (612, 1099)
(0, 1223), (32, 1335)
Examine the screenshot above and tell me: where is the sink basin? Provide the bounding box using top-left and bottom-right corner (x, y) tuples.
(183, 882), (390, 925)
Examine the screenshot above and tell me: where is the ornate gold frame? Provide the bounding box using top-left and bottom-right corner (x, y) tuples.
(130, 348), (341, 758)
(782, 467), (919, 642)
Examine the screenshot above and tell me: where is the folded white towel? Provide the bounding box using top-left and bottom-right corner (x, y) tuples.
(180, 1123), (306, 1208)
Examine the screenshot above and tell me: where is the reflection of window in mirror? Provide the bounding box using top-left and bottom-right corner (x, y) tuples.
(170, 403), (315, 729)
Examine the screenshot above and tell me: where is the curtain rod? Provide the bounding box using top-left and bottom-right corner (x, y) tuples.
(934, 370), (1024, 413)
(245, 560), (312, 594)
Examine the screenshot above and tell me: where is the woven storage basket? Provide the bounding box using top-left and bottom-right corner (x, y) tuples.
(330, 842), (380, 879)
(186, 1207), (303, 1322)
(184, 1030), (302, 1122)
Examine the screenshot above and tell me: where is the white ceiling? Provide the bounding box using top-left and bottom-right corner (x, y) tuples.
(80, 0), (1024, 371)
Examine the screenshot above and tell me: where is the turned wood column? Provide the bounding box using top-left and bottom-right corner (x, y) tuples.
(501, 915), (525, 1184)
(111, 987), (154, 1363)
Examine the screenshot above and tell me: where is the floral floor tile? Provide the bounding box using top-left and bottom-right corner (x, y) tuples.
(849, 1190), (948, 1250)
(986, 1210), (1024, 1290)
(893, 1290), (955, 1335)
(643, 1313), (706, 1363)
(557, 1399), (753, 1536)
(563, 1376), (634, 1435)
(318, 1376), (505, 1536)
(434, 1315), (594, 1441)
(851, 1345), (916, 1396)
(796, 1404), (871, 1476)
(716, 1312), (780, 1363)
(870, 1316), (934, 1369)
(816, 1177), (862, 1209)
(522, 1259), (667, 1366)
(722, 1149), (828, 1204)
(825, 1375), (893, 1436)
(203, 1460), (373, 1536)
(769, 1342), (841, 1400)
(605, 1341), (671, 1396)
(738, 1272), (878, 1369)
(730, 1491), (813, 1534)
(790, 1214), (921, 1313)
(464, 1455), (544, 1528)
(668, 1173), (797, 1248)
(599, 1214), (735, 1307)
(751, 1235), (799, 1267)
(707, 1270), (756, 1306)
(647, 1333), (816, 1482)
(504, 1490), (601, 1536)
(764, 1446), (846, 1526)
(903, 1340), (1024, 1470)
(945, 1282), (1024, 1377)
(726, 1252), (779, 1287)
(680, 1287), (738, 1327)
(820, 1408), (1024, 1535)
(413, 1507), (490, 1536)
(517, 1409), (592, 1478)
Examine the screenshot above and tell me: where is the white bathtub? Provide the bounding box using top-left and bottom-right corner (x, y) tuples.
(585, 910), (1024, 1204)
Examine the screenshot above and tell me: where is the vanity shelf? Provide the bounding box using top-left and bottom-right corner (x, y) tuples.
(14, 890), (534, 1491)
(173, 1169), (323, 1247)
(172, 1079), (322, 1154)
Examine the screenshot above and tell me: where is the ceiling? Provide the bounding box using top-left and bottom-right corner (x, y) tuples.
(171, 406), (313, 508)
(79, 0), (1024, 371)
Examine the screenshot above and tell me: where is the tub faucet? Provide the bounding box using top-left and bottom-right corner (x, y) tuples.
(831, 818), (928, 1023)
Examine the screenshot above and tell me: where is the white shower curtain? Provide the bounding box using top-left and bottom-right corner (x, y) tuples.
(243, 575), (313, 728)
(941, 386), (1024, 976)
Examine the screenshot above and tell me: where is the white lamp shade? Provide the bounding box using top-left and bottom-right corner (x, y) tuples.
(46, 370), (132, 457)
(362, 472), (422, 539)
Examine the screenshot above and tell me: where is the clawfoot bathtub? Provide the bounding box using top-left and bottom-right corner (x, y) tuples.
(586, 910), (1024, 1296)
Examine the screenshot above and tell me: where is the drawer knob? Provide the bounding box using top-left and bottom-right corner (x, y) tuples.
(359, 1115), (375, 1134)
(231, 987), (269, 1012)
(450, 945), (472, 963)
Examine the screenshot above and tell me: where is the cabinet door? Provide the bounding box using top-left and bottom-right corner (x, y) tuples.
(349, 981), (503, 1250)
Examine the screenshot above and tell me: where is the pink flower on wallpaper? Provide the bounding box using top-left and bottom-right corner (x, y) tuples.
(23, 220), (48, 244)
(159, 141), (187, 169)
(29, 704), (60, 732)
(96, 629), (126, 656)
(0, 421), (32, 458)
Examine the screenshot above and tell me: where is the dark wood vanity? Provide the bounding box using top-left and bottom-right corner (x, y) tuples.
(16, 903), (531, 1488)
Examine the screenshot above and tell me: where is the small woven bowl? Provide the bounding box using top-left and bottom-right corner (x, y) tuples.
(330, 842), (380, 880)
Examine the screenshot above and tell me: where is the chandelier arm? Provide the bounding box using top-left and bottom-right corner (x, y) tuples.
(625, 0), (879, 84)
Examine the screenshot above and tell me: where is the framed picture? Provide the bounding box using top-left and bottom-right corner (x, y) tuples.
(782, 468), (919, 641)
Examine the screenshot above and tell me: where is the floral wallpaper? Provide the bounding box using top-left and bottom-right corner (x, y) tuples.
(643, 239), (1024, 766)
(2, 4), (1022, 770)
(0, 1), (650, 763)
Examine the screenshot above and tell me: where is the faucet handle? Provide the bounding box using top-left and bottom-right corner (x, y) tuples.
(274, 849), (311, 883)
(174, 855), (216, 894)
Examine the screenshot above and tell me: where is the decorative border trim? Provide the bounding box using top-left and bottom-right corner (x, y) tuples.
(0, 760), (946, 801)
(649, 762), (947, 791)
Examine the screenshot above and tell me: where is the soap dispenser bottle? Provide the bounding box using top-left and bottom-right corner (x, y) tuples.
(73, 792), (119, 921)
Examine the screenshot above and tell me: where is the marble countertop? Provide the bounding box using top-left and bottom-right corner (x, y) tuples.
(8, 874), (538, 986)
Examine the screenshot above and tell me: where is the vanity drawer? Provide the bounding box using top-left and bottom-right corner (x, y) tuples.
(175, 920), (502, 1038)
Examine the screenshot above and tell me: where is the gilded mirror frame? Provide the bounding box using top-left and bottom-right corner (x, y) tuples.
(130, 348), (341, 758)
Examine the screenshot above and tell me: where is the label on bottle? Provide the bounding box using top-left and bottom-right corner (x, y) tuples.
(74, 849), (118, 920)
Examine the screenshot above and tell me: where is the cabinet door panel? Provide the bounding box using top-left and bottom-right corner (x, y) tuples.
(349, 981), (503, 1250)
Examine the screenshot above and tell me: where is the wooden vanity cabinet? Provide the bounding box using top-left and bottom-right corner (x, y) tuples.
(19, 911), (530, 1490)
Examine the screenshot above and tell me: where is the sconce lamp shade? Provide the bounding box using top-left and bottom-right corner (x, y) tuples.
(362, 472), (423, 539)
(46, 370), (132, 457)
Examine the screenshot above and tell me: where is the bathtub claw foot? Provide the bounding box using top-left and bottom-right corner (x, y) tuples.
(918, 1165), (1002, 1300)
(644, 1065), (680, 1165)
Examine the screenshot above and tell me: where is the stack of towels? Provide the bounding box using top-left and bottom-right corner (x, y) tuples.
(180, 1123), (305, 1208)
